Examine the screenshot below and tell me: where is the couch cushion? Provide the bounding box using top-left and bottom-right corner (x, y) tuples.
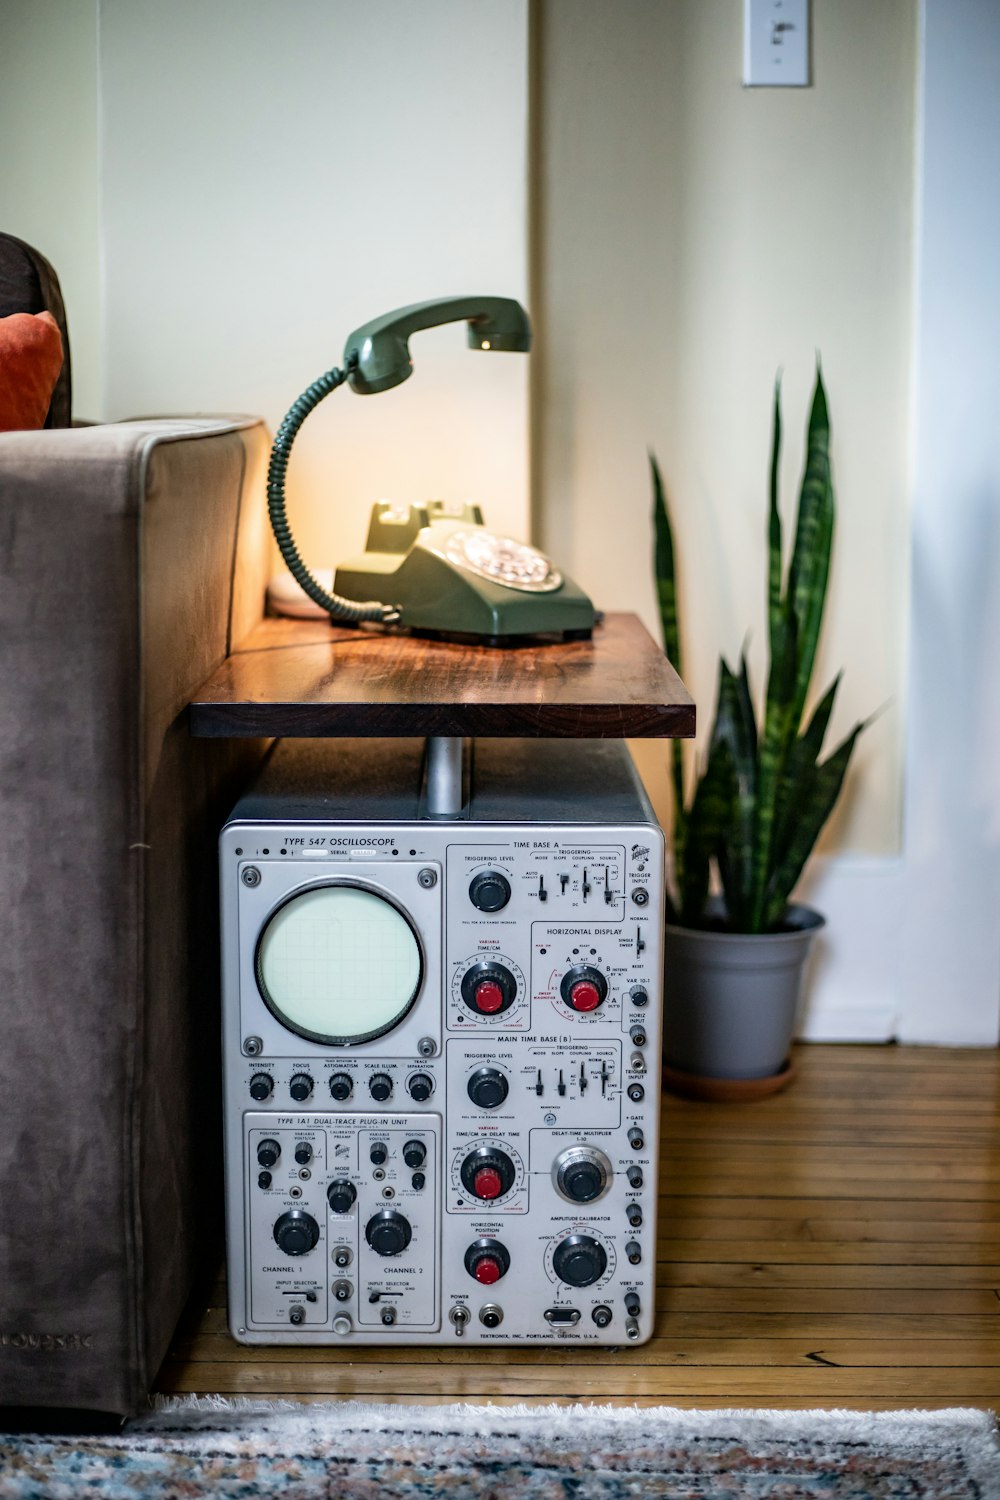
(0, 311), (64, 431)
(0, 234), (72, 427)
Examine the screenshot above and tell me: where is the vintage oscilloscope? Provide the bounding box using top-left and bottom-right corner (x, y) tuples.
(221, 736), (664, 1346)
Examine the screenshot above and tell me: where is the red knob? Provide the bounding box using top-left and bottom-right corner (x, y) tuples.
(473, 1255), (502, 1285)
(569, 980), (601, 1012)
(474, 980), (505, 1014)
(473, 1166), (503, 1200)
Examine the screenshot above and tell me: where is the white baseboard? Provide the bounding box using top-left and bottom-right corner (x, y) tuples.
(795, 856), (905, 1042)
(794, 855), (999, 1046)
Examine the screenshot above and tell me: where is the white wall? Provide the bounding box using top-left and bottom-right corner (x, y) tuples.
(533, 0), (916, 863)
(534, 0), (1000, 1046)
(799, 0), (1000, 1047)
(893, 0), (1000, 1044)
(0, 1), (101, 417)
(531, 0), (923, 1042)
(98, 0), (531, 567)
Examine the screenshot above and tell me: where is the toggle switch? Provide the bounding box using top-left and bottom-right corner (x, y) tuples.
(743, 0), (810, 88)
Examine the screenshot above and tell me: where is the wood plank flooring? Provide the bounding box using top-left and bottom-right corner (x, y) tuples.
(156, 1044), (1000, 1410)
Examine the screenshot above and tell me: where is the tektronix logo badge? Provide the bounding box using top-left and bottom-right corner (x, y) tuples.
(0, 1331), (94, 1352)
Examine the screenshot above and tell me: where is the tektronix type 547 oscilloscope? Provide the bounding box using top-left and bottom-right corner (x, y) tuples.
(221, 736), (664, 1347)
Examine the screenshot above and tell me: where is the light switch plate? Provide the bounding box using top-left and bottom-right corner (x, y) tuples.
(743, 0), (810, 88)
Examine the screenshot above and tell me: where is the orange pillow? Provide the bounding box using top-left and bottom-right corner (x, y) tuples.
(0, 310), (64, 432)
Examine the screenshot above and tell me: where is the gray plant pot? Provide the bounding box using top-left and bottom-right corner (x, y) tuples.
(662, 903), (825, 1080)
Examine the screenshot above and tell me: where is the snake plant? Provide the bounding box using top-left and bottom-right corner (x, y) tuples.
(652, 367), (868, 934)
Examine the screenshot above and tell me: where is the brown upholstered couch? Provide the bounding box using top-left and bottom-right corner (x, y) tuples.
(0, 239), (274, 1416)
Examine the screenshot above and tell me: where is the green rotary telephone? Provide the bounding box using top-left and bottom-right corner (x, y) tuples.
(267, 296), (596, 645)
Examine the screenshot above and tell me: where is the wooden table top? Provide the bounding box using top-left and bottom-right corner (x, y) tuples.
(189, 612), (694, 739)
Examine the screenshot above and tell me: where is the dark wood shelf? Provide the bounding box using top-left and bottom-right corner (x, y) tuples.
(189, 612), (694, 740)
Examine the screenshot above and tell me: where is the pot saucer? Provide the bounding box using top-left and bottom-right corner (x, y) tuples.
(661, 1056), (798, 1102)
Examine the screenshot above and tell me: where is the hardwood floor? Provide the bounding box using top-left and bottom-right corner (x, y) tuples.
(156, 1044), (1000, 1410)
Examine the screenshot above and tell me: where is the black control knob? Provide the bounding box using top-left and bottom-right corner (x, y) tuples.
(460, 1145), (516, 1202)
(273, 1209), (320, 1256)
(554, 1145), (612, 1204)
(256, 1138), (280, 1169)
(566, 1162), (602, 1201)
(460, 961), (517, 1017)
(329, 1073), (353, 1102)
(249, 1073), (273, 1101)
(294, 1141), (313, 1166)
(407, 1072), (434, 1102)
(629, 986), (649, 1008)
(368, 1073), (393, 1102)
(326, 1179), (357, 1215)
(559, 964), (609, 1014)
(289, 1072), (313, 1102)
(468, 871), (511, 913)
(552, 1233), (608, 1288)
(467, 1066), (509, 1109)
(366, 1209), (413, 1257)
(369, 1141), (388, 1166)
(403, 1139), (426, 1169)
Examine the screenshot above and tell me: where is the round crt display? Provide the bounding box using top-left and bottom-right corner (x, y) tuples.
(255, 884), (422, 1045)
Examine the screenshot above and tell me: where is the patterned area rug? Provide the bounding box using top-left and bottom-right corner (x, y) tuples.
(1, 1399), (998, 1498)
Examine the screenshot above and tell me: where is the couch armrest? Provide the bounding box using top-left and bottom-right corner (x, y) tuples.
(0, 417), (271, 1414)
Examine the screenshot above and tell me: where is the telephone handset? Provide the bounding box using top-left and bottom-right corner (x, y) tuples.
(267, 296), (596, 644)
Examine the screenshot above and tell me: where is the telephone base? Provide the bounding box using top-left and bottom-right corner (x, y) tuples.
(334, 502), (597, 645)
(409, 625), (593, 649)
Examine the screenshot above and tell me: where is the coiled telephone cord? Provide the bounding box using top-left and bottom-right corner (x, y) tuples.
(266, 358), (401, 624)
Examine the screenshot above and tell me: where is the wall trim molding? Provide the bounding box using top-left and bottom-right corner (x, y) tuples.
(798, 853), (999, 1046)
